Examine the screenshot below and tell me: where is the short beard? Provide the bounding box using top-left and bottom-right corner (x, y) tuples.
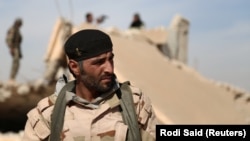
(80, 70), (115, 93)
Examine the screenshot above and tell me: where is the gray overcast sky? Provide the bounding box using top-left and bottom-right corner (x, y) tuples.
(0, 0), (249, 92)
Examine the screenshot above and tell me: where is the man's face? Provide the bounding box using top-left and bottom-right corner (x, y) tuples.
(87, 15), (93, 23)
(80, 51), (115, 93)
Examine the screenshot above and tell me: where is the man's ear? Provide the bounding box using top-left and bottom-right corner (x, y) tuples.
(68, 59), (80, 76)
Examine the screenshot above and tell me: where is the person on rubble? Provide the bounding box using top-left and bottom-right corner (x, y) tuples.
(129, 13), (145, 29)
(5, 18), (23, 86)
(74, 12), (107, 33)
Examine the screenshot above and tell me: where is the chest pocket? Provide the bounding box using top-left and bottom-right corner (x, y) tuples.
(61, 105), (127, 141)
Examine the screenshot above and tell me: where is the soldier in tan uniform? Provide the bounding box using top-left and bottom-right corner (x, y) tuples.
(6, 18), (23, 85)
(22, 29), (158, 141)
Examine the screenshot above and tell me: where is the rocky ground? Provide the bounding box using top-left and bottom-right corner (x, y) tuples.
(0, 80), (56, 133)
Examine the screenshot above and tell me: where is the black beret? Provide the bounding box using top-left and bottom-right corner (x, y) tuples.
(64, 29), (113, 61)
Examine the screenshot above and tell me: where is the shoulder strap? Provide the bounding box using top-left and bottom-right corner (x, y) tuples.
(117, 81), (142, 141)
(50, 80), (142, 141)
(49, 80), (75, 141)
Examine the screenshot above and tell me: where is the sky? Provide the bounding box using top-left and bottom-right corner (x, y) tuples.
(0, 0), (249, 92)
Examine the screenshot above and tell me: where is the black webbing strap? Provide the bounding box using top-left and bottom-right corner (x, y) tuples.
(49, 80), (75, 141)
(118, 81), (142, 141)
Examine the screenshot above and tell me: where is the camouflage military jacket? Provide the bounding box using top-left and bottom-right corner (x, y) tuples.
(22, 84), (158, 141)
(6, 26), (22, 48)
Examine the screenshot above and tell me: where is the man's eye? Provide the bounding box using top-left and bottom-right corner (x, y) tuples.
(109, 56), (114, 61)
(94, 59), (105, 65)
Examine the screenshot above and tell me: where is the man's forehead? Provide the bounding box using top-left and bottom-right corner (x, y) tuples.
(88, 51), (114, 60)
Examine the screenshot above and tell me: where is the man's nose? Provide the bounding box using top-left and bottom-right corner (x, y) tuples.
(104, 61), (114, 73)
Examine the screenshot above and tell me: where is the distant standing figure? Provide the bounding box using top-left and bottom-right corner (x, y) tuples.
(130, 13), (144, 29)
(86, 12), (107, 25)
(5, 18), (23, 85)
(85, 12), (94, 24)
(73, 12), (97, 33)
(73, 12), (108, 34)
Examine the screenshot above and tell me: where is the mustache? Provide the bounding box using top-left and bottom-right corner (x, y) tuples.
(100, 73), (115, 79)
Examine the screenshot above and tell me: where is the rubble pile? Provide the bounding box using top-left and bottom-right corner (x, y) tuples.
(0, 80), (55, 133)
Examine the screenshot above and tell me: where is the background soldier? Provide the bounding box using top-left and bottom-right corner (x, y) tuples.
(129, 13), (145, 29)
(5, 18), (23, 86)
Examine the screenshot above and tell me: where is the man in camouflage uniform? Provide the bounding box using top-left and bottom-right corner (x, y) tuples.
(6, 18), (23, 85)
(22, 29), (158, 141)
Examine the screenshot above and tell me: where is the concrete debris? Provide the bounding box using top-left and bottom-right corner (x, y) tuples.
(0, 131), (23, 141)
(0, 88), (11, 102)
(16, 84), (30, 96)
